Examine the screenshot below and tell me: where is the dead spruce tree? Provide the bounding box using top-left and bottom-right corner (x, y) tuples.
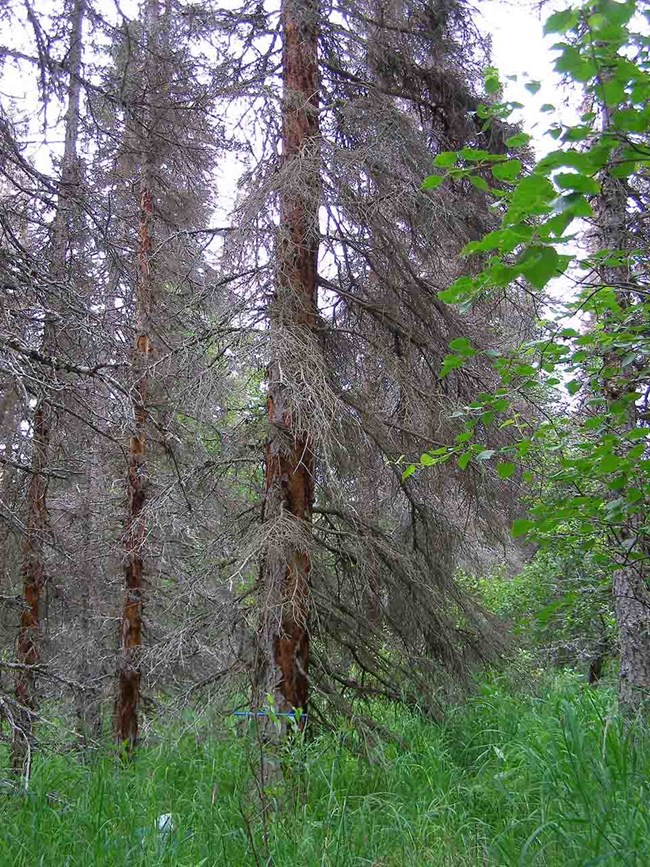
(219, 0), (530, 725)
(0, 0), (137, 758)
(112, 0), (162, 751)
(109, 0), (236, 749)
(3, 0), (87, 772)
(309, 0), (527, 714)
(253, 0), (320, 725)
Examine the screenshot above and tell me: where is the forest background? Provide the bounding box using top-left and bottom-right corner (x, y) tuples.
(0, 0), (648, 863)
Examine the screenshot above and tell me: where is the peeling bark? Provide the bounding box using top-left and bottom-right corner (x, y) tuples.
(114, 0), (159, 750)
(255, 0), (320, 723)
(114, 185), (152, 748)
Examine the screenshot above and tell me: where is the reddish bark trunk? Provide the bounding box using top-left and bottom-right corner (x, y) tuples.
(255, 0), (320, 722)
(13, 405), (49, 771)
(114, 0), (166, 751)
(115, 183), (154, 750)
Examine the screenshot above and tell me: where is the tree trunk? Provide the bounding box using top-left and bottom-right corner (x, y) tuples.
(13, 405), (49, 772)
(114, 182), (153, 750)
(114, 0), (159, 750)
(13, 0), (84, 774)
(255, 0), (320, 725)
(75, 447), (103, 748)
(613, 565), (650, 709)
(599, 159), (650, 713)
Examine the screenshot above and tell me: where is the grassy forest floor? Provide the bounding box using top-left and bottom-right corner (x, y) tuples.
(1, 669), (649, 866)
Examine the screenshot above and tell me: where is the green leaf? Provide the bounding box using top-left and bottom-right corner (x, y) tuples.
(510, 174), (555, 211)
(612, 108), (649, 134)
(458, 452), (472, 470)
(422, 174), (444, 190)
(554, 172), (600, 194)
(402, 464), (416, 480)
(484, 67), (501, 94)
(449, 337), (474, 354)
(554, 192), (593, 218)
(420, 453), (436, 467)
(491, 159), (522, 182)
(497, 462), (516, 480)
(600, 453), (623, 474)
(460, 148), (493, 161)
(566, 379), (582, 396)
(440, 354), (467, 378)
(463, 230), (503, 255)
(543, 9), (579, 35)
(518, 245), (560, 289)
(563, 125), (592, 142)
(515, 363), (537, 377)
(512, 518), (535, 538)
(525, 81), (541, 95)
(601, 76), (626, 108)
(439, 287), (462, 304)
(433, 151), (458, 168)
(506, 132), (531, 148)
(554, 45), (596, 82)
(541, 212), (574, 238)
(469, 175), (490, 191)
(438, 276), (474, 304)
(599, 0), (635, 27)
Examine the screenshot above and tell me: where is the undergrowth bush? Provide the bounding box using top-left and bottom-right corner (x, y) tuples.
(460, 546), (616, 670)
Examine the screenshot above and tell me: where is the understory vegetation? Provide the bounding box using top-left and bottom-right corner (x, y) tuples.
(1, 670), (648, 866)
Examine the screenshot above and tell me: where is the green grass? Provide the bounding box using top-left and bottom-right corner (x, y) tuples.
(1, 672), (648, 865)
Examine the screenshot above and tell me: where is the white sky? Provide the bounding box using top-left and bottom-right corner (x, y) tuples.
(481, 0), (573, 153)
(481, 0), (584, 322)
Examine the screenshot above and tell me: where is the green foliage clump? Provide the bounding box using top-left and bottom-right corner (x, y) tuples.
(460, 547), (615, 666)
